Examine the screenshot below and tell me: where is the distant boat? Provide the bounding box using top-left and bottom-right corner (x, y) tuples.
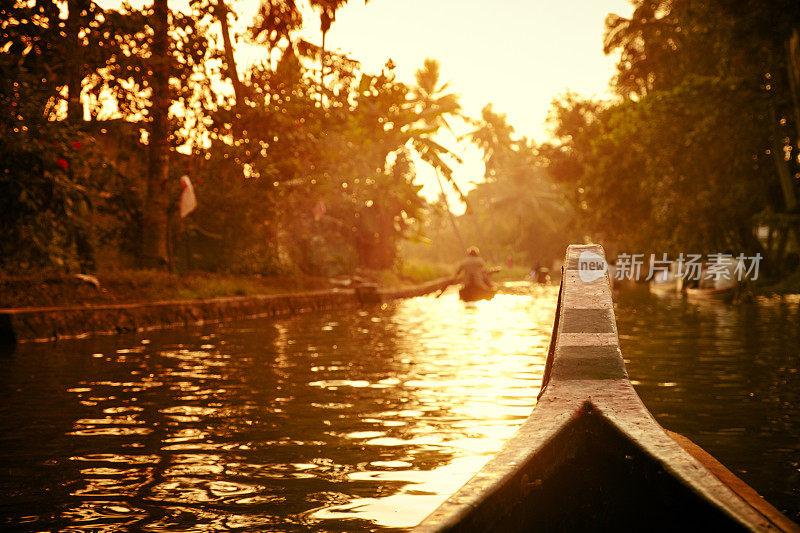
(648, 259), (739, 302)
(530, 267), (550, 284)
(458, 267), (500, 302)
(685, 285), (736, 303)
(649, 261), (681, 295)
(458, 285), (496, 302)
(683, 259), (739, 303)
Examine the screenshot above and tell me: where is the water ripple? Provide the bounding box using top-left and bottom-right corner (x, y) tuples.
(0, 283), (558, 531)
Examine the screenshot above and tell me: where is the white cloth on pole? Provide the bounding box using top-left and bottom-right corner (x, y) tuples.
(179, 175), (197, 218)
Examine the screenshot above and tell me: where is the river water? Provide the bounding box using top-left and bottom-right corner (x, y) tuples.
(0, 284), (556, 531)
(0, 283), (798, 531)
(615, 287), (800, 523)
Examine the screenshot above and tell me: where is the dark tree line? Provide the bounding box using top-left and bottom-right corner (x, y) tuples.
(543, 0), (800, 270)
(1, 0), (471, 274)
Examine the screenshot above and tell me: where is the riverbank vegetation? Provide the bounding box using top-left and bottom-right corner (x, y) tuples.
(1, 0), (449, 275)
(0, 266), (445, 309)
(4, 0), (800, 299)
(543, 0), (800, 285)
(1, 0), (570, 288)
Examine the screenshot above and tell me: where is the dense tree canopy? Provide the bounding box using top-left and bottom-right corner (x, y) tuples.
(0, 0), (467, 274)
(7, 0), (798, 277)
(542, 0), (800, 270)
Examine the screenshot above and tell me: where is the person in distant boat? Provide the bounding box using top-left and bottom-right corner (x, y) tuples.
(535, 266), (550, 284)
(455, 247), (494, 291)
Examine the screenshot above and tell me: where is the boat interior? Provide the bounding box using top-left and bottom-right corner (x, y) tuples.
(453, 404), (749, 532)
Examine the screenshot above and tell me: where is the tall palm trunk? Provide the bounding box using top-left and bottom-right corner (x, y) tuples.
(435, 170), (465, 250)
(65, 0), (86, 122)
(216, 0), (243, 114)
(142, 0), (171, 268)
(770, 106), (797, 212)
(319, 10), (332, 96)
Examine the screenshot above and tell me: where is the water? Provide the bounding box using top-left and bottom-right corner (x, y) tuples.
(0, 284), (557, 531)
(616, 287), (800, 522)
(1, 283), (798, 530)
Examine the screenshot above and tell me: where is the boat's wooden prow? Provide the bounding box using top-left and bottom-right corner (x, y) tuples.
(414, 245), (799, 533)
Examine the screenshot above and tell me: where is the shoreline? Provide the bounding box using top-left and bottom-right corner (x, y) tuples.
(0, 278), (451, 344)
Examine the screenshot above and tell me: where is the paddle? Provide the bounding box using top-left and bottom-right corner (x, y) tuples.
(435, 276), (458, 298)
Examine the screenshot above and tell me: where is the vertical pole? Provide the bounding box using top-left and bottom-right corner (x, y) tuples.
(142, 0), (171, 268)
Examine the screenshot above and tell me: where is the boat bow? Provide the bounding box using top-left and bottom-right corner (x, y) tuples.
(414, 244), (798, 532)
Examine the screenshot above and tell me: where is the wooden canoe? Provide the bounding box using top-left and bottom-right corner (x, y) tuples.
(459, 285), (496, 302)
(415, 245), (798, 532)
(685, 285), (736, 303)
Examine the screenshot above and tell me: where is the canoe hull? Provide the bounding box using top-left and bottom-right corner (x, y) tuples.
(419, 409), (758, 532)
(686, 285), (736, 302)
(415, 245), (798, 533)
(458, 285), (496, 302)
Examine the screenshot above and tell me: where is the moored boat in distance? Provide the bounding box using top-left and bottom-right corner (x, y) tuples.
(646, 256), (743, 303)
(682, 254), (742, 303)
(415, 245), (799, 533)
(649, 260), (682, 295)
(685, 284), (737, 303)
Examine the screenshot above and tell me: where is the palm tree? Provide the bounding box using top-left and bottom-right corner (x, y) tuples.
(215, 0), (244, 115)
(409, 58), (467, 202)
(405, 58), (471, 250)
(465, 107), (572, 261)
(308, 0), (349, 90)
(463, 104), (514, 182)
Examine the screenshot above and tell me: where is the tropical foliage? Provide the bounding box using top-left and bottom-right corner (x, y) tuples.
(404, 104), (575, 270)
(543, 0), (800, 270)
(0, 0), (463, 275)
(8, 0), (795, 279)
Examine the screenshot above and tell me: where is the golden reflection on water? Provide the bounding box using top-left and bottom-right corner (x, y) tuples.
(0, 282), (558, 531)
(4, 286), (799, 528)
(304, 285), (557, 528)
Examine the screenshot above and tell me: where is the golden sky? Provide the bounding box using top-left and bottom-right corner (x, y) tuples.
(308, 0), (633, 140)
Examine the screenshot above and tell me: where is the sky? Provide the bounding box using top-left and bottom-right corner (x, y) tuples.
(311, 0), (633, 142)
